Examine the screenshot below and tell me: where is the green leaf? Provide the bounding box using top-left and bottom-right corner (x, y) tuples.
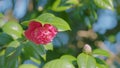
(52, 0), (61, 9)
(0, 55), (5, 68)
(43, 59), (75, 68)
(51, 0), (72, 11)
(94, 0), (114, 10)
(5, 47), (15, 57)
(22, 13), (71, 31)
(6, 44), (23, 62)
(37, 13), (71, 31)
(60, 55), (76, 63)
(0, 33), (13, 46)
(21, 21), (29, 26)
(44, 43), (53, 51)
(77, 53), (96, 68)
(52, 6), (72, 12)
(5, 58), (18, 68)
(23, 42), (40, 60)
(66, 0), (79, 5)
(27, 41), (46, 59)
(19, 64), (38, 68)
(96, 63), (108, 68)
(93, 49), (110, 57)
(2, 21), (23, 39)
(5, 41), (20, 57)
(0, 50), (5, 68)
(5, 44), (23, 68)
(30, 57), (41, 64)
(95, 58), (109, 68)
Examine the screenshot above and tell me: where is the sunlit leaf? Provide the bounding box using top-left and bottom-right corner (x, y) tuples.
(22, 13), (71, 31)
(60, 55), (76, 63)
(2, 21), (23, 39)
(43, 59), (75, 68)
(93, 49), (110, 57)
(94, 0), (114, 10)
(77, 53), (96, 68)
(30, 57), (41, 64)
(37, 13), (71, 31)
(21, 21), (29, 26)
(66, 0), (79, 5)
(44, 43), (53, 51)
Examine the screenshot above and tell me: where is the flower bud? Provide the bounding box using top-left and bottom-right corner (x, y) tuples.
(83, 44), (92, 54)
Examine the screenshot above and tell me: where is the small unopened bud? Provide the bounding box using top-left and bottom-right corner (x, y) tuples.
(83, 44), (92, 54)
(38, 6), (43, 11)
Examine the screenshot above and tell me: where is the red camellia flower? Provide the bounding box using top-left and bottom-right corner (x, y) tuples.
(24, 21), (58, 45)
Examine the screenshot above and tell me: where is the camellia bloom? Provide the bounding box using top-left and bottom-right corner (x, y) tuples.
(24, 21), (58, 45)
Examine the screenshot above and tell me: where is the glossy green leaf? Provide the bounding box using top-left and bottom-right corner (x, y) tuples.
(5, 41), (20, 57)
(5, 44), (23, 68)
(77, 53), (96, 68)
(5, 47), (15, 57)
(22, 13), (71, 31)
(52, 6), (72, 12)
(94, 0), (114, 10)
(8, 40), (20, 48)
(52, 0), (60, 9)
(51, 0), (72, 11)
(60, 55), (76, 63)
(19, 64), (38, 68)
(23, 42), (40, 59)
(21, 21), (29, 26)
(37, 13), (71, 31)
(6, 44), (23, 62)
(93, 49), (110, 57)
(2, 21), (23, 39)
(43, 59), (75, 68)
(66, 0), (79, 5)
(0, 33), (13, 46)
(12, 44), (23, 57)
(27, 41), (46, 59)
